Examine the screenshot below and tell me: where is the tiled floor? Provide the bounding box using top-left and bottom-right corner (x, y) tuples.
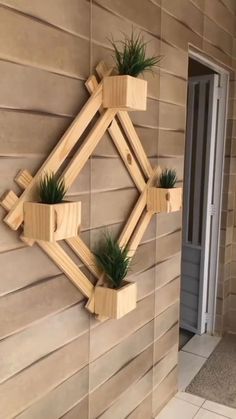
(179, 334), (221, 391)
(156, 334), (236, 419)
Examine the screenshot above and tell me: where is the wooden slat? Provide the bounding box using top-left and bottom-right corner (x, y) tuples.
(38, 241), (93, 298)
(118, 111), (153, 178)
(95, 61), (153, 179)
(4, 81), (105, 231)
(119, 167), (159, 248)
(128, 211), (153, 257)
(10, 171), (98, 299)
(61, 108), (117, 189)
(20, 235), (35, 247)
(15, 169), (33, 189)
(66, 236), (101, 280)
(0, 190), (18, 211)
(86, 75), (146, 192)
(108, 120), (146, 192)
(96, 61), (113, 79)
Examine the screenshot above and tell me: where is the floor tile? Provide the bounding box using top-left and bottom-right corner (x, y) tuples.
(178, 350), (206, 391)
(176, 391), (205, 407)
(182, 334), (221, 359)
(156, 397), (199, 419)
(194, 408), (227, 418)
(203, 401), (236, 419)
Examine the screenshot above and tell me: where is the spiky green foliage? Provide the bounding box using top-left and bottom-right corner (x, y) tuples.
(109, 31), (161, 77)
(159, 169), (177, 189)
(39, 172), (67, 204)
(94, 233), (131, 289)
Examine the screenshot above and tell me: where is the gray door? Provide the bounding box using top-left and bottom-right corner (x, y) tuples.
(181, 74), (219, 334)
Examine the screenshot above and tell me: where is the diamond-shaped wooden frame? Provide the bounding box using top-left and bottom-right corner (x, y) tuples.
(0, 61), (160, 317)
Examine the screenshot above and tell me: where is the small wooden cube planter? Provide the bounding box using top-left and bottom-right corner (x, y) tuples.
(94, 280), (137, 319)
(103, 75), (147, 111)
(23, 201), (81, 242)
(147, 187), (182, 213)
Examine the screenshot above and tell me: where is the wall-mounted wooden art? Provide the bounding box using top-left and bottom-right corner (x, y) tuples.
(0, 61), (182, 320)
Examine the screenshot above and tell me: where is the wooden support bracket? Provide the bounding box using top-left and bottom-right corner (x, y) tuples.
(15, 169), (33, 189)
(1, 190), (18, 212)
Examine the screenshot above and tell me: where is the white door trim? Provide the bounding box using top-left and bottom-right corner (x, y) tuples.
(187, 49), (229, 334)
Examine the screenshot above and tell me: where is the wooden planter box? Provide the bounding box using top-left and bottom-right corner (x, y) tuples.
(147, 187), (182, 214)
(103, 75), (147, 111)
(23, 201), (81, 242)
(94, 280), (137, 319)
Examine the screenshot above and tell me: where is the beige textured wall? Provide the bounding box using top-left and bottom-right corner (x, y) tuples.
(0, 1), (235, 418)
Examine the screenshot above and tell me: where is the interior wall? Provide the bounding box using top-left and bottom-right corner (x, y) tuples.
(0, 1), (235, 418)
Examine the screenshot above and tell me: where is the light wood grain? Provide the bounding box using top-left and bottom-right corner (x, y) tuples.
(103, 75), (147, 111)
(15, 169), (33, 189)
(119, 167), (160, 248)
(94, 281), (137, 319)
(61, 108), (117, 190)
(95, 62), (153, 179)
(38, 241), (93, 298)
(108, 119), (146, 192)
(0, 190), (18, 211)
(24, 201), (81, 242)
(4, 82), (104, 231)
(128, 211), (153, 257)
(118, 111), (154, 178)
(147, 187), (182, 213)
(86, 73), (146, 192)
(66, 236), (101, 279)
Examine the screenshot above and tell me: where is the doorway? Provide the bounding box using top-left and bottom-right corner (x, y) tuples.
(180, 52), (228, 341)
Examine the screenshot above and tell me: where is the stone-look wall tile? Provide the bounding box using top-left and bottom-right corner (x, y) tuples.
(94, 0), (161, 37)
(152, 367), (178, 416)
(0, 0), (91, 37)
(159, 72), (187, 106)
(0, 6), (90, 78)
(161, 10), (203, 51)
(160, 41), (188, 79)
(162, 0), (204, 37)
(205, 0), (234, 35)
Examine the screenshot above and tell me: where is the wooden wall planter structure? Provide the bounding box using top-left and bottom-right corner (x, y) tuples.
(147, 187), (182, 214)
(24, 201), (81, 242)
(0, 61), (182, 320)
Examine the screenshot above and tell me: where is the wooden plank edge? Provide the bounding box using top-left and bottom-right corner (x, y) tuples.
(0, 190), (18, 211)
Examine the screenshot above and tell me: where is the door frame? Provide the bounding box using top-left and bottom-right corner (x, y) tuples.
(183, 48), (229, 334)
